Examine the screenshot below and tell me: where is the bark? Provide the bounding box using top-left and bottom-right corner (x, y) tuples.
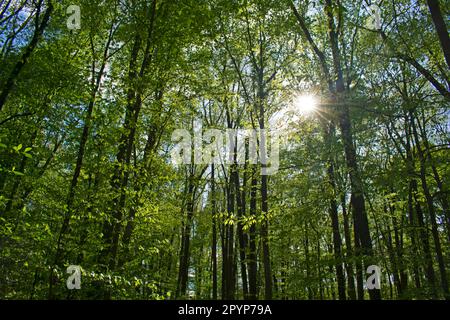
(324, 0), (380, 299)
(304, 220), (313, 299)
(426, 0), (450, 69)
(388, 199), (408, 297)
(102, 0), (157, 271)
(410, 112), (449, 298)
(416, 112), (450, 243)
(341, 194), (357, 300)
(383, 203), (402, 298)
(119, 93), (163, 267)
(247, 166), (258, 299)
(352, 205), (365, 300)
(324, 125), (346, 300)
(400, 108), (437, 297)
(0, 0), (54, 112)
(233, 165), (249, 299)
(407, 182), (423, 290)
(211, 164), (218, 299)
(177, 171), (195, 298)
(386, 119), (422, 291)
(223, 175), (235, 299)
(292, 0), (379, 299)
(48, 27), (113, 298)
(412, 178), (438, 297)
(257, 45), (272, 300)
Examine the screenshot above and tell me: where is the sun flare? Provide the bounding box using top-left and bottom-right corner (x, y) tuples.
(294, 94), (318, 115)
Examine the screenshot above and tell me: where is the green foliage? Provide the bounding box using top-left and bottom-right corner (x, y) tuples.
(0, 0), (448, 300)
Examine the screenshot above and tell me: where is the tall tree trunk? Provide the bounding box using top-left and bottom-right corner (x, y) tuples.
(233, 165), (249, 298)
(352, 205), (365, 300)
(324, 124), (346, 300)
(258, 58), (272, 300)
(211, 164), (218, 300)
(426, 0), (450, 69)
(223, 177), (235, 300)
(388, 199), (408, 297)
(0, 0), (54, 112)
(416, 111), (450, 243)
(412, 179), (438, 297)
(410, 112), (449, 298)
(304, 220), (313, 300)
(316, 235), (323, 299)
(324, 0), (380, 299)
(383, 203), (402, 298)
(119, 93), (163, 268)
(48, 29), (113, 298)
(407, 182), (422, 291)
(402, 111), (437, 297)
(328, 165), (346, 300)
(101, 0), (157, 272)
(341, 194), (357, 300)
(177, 171), (195, 298)
(247, 166), (258, 299)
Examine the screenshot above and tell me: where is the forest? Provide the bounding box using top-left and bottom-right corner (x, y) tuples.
(0, 0), (449, 300)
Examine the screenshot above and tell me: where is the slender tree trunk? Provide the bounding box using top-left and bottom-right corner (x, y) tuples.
(417, 112), (450, 243)
(426, 0), (450, 69)
(407, 182), (422, 291)
(102, 0), (157, 272)
(304, 220), (313, 300)
(258, 65), (272, 300)
(324, 124), (346, 300)
(412, 179), (437, 297)
(316, 236), (324, 299)
(341, 194), (357, 300)
(388, 199), (408, 297)
(260, 173), (272, 299)
(119, 95), (162, 267)
(211, 164), (218, 299)
(384, 203), (402, 298)
(233, 166), (249, 299)
(0, 1), (54, 112)
(224, 178), (235, 300)
(352, 206), (365, 300)
(48, 30), (112, 298)
(324, 0), (380, 299)
(248, 166), (258, 299)
(177, 172), (195, 298)
(410, 113), (449, 298)
(402, 111), (437, 297)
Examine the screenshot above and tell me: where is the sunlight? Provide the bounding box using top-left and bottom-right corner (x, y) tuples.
(269, 94), (319, 134)
(293, 94), (318, 115)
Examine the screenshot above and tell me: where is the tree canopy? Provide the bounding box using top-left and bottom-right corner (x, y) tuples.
(0, 0), (449, 300)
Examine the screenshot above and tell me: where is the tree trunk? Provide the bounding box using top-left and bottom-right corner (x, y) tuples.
(0, 1), (54, 112)
(233, 165), (249, 299)
(211, 164), (218, 299)
(247, 166), (258, 299)
(324, 124), (346, 300)
(49, 29), (112, 298)
(416, 111), (450, 243)
(101, 0), (157, 272)
(177, 172), (195, 298)
(410, 112), (448, 298)
(426, 0), (450, 69)
(324, 0), (380, 299)
(341, 194), (357, 300)
(304, 220), (313, 299)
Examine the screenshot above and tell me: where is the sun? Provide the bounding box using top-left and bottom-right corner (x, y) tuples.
(269, 93), (319, 133)
(294, 94), (318, 115)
